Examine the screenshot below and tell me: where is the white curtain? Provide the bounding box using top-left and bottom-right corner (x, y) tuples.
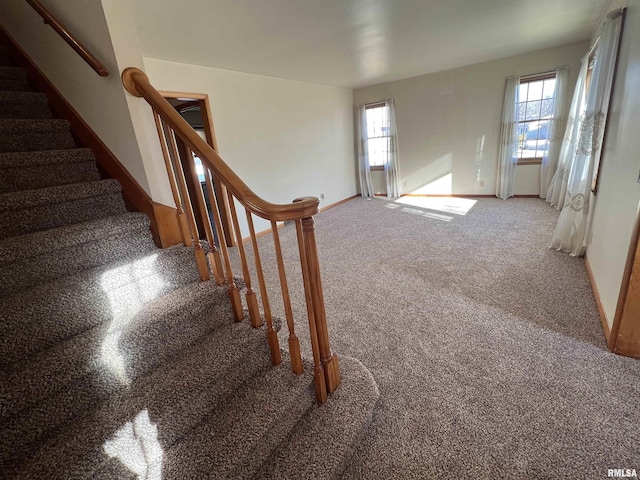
(539, 67), (569, 198)
(356, 104), (374, 197)
(496, 76), (520, 199)
(384, 98), (402, 198)
(550, 11), (624, 256)
(546, 58), (589, 208)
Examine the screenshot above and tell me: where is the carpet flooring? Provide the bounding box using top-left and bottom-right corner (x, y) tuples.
(241, 195), (640, 479)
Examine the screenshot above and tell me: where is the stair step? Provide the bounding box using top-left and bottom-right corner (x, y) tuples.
(2, 267), (221, 423)
(0, 118), (75, 152)
(258, 356), (380, 480)
(0, 245), (204, 367)
(0, 91), (51, 119)
(3, 302), (274, 478)
(0, 46), (12, 66)
(0, 148), (100, 193)
(0, 213), (156, 296)
(143, 354), (315, 480)
(0, 179), (127, 239)
(0, 66), (30, 91)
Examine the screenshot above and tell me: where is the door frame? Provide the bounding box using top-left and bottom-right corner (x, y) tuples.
(160, 91), (234, 247)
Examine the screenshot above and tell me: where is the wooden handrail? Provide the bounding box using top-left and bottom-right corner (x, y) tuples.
(123, 66), (340, 403)
(26, 0), (109, 77)
(121, 67), (319, 222)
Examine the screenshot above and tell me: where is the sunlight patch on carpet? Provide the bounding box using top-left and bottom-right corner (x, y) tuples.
(100, 254), (166, 384)
(103, 409), (163, 479)
(395, 196), (477, 216)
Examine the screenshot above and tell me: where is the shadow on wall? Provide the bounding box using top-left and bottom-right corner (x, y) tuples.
(403, 153), (452, 195)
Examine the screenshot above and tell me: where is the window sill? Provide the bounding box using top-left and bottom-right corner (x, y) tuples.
(517, 158), (542, 166)
(370, 165), (384, 171)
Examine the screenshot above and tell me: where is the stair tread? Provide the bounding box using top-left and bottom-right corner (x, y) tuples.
(0, 90), (51, 119)
(5, 299), (274, 478)
(0, 148), (100, 193)
(0, 211), (150, 265)
(0, 66), (30, 91)
(0, 245), (202, 367)
(0, 178), (121, 212)
(0, 117), (70, 131)
(258, 356), (380, 480)
(0, 148), (95, 167)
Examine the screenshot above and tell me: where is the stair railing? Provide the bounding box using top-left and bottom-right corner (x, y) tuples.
(25, 0), (109, 77)
(122, 67), (340, 404)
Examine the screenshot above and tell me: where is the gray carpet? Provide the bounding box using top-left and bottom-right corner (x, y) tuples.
(0, 43), (378, 479)
(239, 196), (640, 479)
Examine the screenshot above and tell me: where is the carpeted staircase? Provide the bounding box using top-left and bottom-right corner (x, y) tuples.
(0, 42), (378, 479)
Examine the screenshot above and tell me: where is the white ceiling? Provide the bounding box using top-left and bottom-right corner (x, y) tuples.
(131, 0), (610, 89)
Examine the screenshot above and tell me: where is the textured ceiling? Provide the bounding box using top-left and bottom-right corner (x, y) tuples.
(131, 0), (610, 88)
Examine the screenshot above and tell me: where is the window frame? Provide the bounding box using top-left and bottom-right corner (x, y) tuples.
(364, 102), (390, 171)
(516, 71), (557, 165)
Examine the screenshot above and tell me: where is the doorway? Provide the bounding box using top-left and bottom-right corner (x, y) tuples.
(161, 92), (234, 247)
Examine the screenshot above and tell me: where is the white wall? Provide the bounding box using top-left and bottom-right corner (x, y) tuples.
(587, 0), (640, 328)
(353, 42), (588, 196)
(143, 58), (357, 235)
(0, 0), (173, 206)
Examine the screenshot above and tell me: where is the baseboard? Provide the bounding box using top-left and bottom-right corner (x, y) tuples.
(320, 194), (358, 212)
(373, 193), (542, 199)
(585, 256), (612, 348)
(0, 25), (180, 248)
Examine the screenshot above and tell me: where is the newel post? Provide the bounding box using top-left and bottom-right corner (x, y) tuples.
(300, 216), (341, 395)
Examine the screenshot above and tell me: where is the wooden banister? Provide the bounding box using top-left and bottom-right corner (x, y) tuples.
(122, 66), (340, 403)
(122, 68), (319, 222)
(26, 0), (109, 77)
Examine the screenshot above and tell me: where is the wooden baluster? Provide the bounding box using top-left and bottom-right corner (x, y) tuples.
(152, 111), (190, 246)
(203, 171), (243, 321)
(183, 145), (224, 285)
(227, 190), (261, 327)
(270, 221), (303, 373)
(300, 216), (341, 395)
(245, 213), (281, 365)
(163, 123), (209, 281)
(295, 219), (327, 404)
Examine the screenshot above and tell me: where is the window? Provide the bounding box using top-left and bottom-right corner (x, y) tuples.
(365, 103), (391, 169)
(516, 74), (557, 164)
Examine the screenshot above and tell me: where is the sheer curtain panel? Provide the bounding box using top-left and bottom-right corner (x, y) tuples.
(356, 104), (374, 197)
(384, 99), (402, 198)
(540, 67), (569, 198)
(546, 58), (589, 208)
(550, 11), (624, 256)
(496, 76), (520, 199)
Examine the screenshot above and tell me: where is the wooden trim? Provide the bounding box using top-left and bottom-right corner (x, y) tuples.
(517, 158), (543, 165)
(370, 165), (384, 171)
(151, 202), (183, 247)
(395, 193), (541, 199)
(161, 90), (234, 247)
(319, 195), (358, 212)
(520, 71), (557, 82)
(0, 26), (181, 248)
(25, 0), (108, 76)
(364, 101), (386, 109)
(609, 204), (640, 357)
(585, 256), (612, 346)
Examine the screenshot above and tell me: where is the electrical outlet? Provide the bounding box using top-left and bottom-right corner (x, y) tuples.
(479, 180), (485, 187)
(403, 181), (407, 188)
